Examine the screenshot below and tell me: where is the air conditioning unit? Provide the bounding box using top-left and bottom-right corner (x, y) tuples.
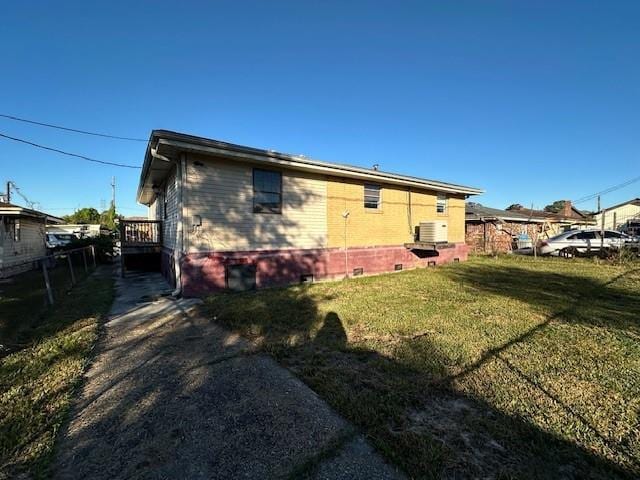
(419, 221), (448, 243)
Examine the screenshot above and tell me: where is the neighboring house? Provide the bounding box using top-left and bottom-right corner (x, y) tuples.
(47, 223), (108, 238)
(0, 202), (63, 276)
(465, 204), (545, 253)
(592, 198), (640, 232)
(508, 201), (595, 237)
(135, 130), (483, 295)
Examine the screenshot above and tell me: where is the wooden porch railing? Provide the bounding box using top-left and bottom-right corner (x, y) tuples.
(119, 220), (162, 247)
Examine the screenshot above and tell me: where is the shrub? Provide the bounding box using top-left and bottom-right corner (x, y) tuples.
(63, 235), (114, 263)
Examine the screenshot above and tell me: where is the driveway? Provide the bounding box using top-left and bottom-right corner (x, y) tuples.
(53, 271), (403, 479)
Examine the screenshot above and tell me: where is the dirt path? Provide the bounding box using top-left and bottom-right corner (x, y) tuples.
(53, 271), (402, 479)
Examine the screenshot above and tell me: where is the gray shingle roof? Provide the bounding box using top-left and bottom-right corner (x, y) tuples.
(466, 204), (533, 221)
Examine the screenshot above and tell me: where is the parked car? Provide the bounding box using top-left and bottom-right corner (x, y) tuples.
(46, 233), (77, 249)
(621, 220), (640, 237)
(537, 229), (635, 256)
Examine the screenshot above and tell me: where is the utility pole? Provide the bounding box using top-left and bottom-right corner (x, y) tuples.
(600, 206), (606, 252)
(5, 181), (11, 203)
(530, 202), (537, 259)
(597, 195), (601, 213)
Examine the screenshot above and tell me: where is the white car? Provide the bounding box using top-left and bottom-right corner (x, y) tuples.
(46, 233), (77, 249)
(537, 229), (633, 256)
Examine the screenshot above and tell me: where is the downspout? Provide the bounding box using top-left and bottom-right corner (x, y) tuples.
(150, 147), (183, 296)
(172, 154), (186, 297)
(407, 187), (413, 236)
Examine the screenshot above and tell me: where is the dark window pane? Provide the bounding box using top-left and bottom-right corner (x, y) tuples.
(253, 169), (282, 214)
(364, 183), (381, 209)
(255, 192), (280, 206)
(578, 231), (597, 240)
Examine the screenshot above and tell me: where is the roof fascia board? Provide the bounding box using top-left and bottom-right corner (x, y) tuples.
(158, 138), (483, 195)
(0, 207), (56, 221)
(466, 214), (545, 223)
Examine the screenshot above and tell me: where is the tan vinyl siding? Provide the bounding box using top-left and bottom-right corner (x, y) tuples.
(593, 203), (640, 230)
(148, 198), (159, 220)
(185, 154), (327, 252)
(162, 167), (178, 249)
(0, 217), (46, 269)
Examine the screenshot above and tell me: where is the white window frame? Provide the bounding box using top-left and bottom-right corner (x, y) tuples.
(436, 194), (448, 215)
(253, 168), (283, 214)
(364, 183), (382, 210)
(13, 218), (22, 243)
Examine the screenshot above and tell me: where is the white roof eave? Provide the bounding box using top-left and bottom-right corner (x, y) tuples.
(157, 138), (484, 196)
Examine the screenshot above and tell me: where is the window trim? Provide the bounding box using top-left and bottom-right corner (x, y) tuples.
(364, 183), (382, 210)
(10, 219), (21, 242)
(253, 168), (283, 215)
(436, 194), (448, 215)
(163, 191), (168, 220)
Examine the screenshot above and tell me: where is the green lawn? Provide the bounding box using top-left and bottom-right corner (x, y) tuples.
(0, 266), (114, 479)
(205, 255), (640, 479)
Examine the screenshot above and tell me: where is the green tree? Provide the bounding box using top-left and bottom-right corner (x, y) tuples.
(63, 207), (101, 224)
(99, 205), (120, 231)
(544, 200), (566, 213)
(506, 203), (524, 211)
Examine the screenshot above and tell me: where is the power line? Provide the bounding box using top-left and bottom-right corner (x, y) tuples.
(44, 206), (146, 211)
(0, 132), (141, 169)
(0, 113), (147, 142)
(5, 181), (39, 209)
(573, 175), (640, 205)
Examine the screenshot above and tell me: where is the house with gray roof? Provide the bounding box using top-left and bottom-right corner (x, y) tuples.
(465, 203), (545, 253)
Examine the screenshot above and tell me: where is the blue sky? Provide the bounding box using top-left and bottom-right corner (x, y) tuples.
(1, 0), (638, 216)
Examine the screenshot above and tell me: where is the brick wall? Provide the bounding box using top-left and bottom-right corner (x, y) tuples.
(326, 176), (466, 248)
(180, 242), (469, 296)
(465, 221), (540, 253)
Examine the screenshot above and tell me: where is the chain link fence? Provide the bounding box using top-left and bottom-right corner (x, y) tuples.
(0, 246), (98, 307)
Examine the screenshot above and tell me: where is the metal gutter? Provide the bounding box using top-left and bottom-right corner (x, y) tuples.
(137, 130), (484, 201)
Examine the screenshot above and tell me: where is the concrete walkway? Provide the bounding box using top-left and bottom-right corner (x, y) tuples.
(54, 271), (403, 479)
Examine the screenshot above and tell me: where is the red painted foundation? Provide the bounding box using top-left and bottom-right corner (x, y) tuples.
(176, 243), (469, 297)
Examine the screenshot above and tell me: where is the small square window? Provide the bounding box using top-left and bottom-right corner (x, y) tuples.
(436, 195), (448, 214)
(226, 264), (257, 291)
(253, 169), (282, 214)
(353, 267), (364, 276)
(394, 264), (403, 271)
(300, 274), (314, 283)
(364, 183), (381, 209)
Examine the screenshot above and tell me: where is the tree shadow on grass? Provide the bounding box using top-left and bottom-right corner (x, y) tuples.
(48, 264), (639, 480)
(207, 279), (640, 479)
(442, 263), (640, 337)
